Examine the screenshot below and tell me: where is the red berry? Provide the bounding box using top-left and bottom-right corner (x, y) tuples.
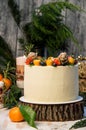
(53, 58), (61, 65)
(25, 57), (33, 65)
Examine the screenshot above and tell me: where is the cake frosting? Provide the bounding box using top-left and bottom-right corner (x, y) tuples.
(24, 64), (79, 103)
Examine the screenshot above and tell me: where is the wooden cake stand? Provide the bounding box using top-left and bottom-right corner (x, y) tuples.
(19, 96), (84, 121)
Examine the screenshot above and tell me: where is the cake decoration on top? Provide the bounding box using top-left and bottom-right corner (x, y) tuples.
(58, 52), (68, 65)
(25, 52), (77, 66)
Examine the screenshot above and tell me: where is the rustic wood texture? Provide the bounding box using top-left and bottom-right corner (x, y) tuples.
(20, 100), (84, 121)
(79, 61), (86, 92)
(0, 0), (86, 57)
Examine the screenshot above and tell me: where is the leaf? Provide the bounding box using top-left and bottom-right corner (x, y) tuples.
(69, 119), (86, 129)
(3, 85), (22, 108)
(19, 104), (37, 129)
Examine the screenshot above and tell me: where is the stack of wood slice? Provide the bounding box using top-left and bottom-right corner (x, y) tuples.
(20, 100), (84, 121)
(79, 61), (86, 92)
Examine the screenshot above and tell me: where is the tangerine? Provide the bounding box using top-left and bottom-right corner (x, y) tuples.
(9, 107), (24, 122)
(0, 74), (3, 81)
(3, 78), (12, 89)
(68, 56), (75, 64)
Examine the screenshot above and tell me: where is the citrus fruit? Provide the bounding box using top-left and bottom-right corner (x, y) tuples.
(3, 78), (12, 89)
(33, 59), (40, 66)
(68, 56), (75, 64)
(46, 59), (53, 66)
(9, 107), (24, 122)
(0, 74), (3, 81)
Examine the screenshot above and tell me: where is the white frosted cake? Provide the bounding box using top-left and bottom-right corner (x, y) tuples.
(24, 65), (79, 103)
(23, 52), (79, 103)
(21, 53), (84, 122)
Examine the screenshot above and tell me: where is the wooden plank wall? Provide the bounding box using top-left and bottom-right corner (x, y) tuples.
(0, 0), (86, 58)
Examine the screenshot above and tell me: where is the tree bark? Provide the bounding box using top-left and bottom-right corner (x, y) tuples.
(20, 100), (84, 121)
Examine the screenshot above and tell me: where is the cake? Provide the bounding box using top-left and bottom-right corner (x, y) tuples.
(19, 52), (84, 121)
(23, 52), (79, 103)
(16, 56), (26, 94)
(24, 64), (79, 103)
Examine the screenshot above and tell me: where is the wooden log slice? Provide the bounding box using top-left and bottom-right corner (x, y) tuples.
(79, 79), (86, 92)
(20, 99), (84, 121)
(79, 61), (86, 79)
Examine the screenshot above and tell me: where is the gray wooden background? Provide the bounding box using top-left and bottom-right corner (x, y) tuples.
(0, 0), (86, 58)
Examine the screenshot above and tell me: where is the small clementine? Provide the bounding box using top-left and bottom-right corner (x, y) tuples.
(9, 107), (24, 122)
(3, 78), (12, 89)
(68, 56), (75, 64)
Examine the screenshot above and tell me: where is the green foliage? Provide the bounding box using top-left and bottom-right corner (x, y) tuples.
(20, 1), (83, 56)
(3, 62), (16, 84)
(8, 0), (21, 25)
(3, 85), (22, 109)
(0, 37), (21, 109)
(0, 36), (15, 67)
(79, 92), (86, 106)
(0, 36), (16, 83)
(19, 38), (34, 56)
(19, 104), (37, 129)
(69, 119), (86, 129)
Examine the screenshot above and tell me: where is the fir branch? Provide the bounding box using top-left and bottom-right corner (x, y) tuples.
(19, 1), (85, 56)
(3, 85), (22, 109)
(0, 36), (15, 67)
(55, 1), (84, 12)
(69, 119), (86, 129)
(8, 0), (21, 26)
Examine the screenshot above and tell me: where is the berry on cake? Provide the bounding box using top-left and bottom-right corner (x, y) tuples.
(25, 52), (77, 66)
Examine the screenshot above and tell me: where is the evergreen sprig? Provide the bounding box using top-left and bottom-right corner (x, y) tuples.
(20, 1), (84, 56)
(0, 36), (15, 67)
(3, 85), (22, 109)
(69, 119), (86, 129)
(8, 0), (21, 26)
